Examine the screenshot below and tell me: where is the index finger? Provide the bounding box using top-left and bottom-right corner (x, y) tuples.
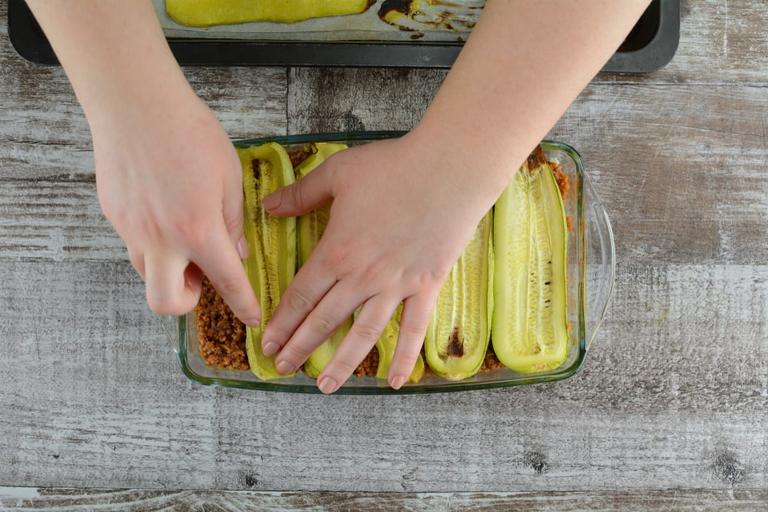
(194, 227), (261, 327)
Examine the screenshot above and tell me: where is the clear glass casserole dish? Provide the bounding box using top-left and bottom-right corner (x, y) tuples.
(171, 131), (615, 394)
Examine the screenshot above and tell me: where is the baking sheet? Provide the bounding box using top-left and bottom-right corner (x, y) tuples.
(154, 0), (483, 43)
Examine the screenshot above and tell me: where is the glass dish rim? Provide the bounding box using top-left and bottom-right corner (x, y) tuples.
(176, 131), (591, 394)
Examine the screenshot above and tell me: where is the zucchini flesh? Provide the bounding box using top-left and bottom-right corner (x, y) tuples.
(239, 143), (296, 380)
(492, 152), (568, 373)
(424, 212), (493, 380)
(295, 143), (350, 378)
(167, 0), (372, 27)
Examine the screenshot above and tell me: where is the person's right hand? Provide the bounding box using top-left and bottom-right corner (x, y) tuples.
(92, 89), (261, 326)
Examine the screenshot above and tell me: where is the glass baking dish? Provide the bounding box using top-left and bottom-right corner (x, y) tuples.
(171, 131), (615, 394)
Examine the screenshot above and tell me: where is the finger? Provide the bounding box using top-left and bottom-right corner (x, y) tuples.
(194, 226), (261, 327)
(317, 295), (400, 394)
(222, 148), (246, 240)
(388, 291), (438, 389)
(273, 281), (369, 374)
(145, 251), (201, 316)
(262, 163), (334, 217)
(127, 248), (145, 281)
(261, 256), (337, 356)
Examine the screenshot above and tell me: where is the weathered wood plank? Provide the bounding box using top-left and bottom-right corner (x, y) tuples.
(649, 0), (768, 84)
(2, 488), (768, 512)
(0, 260), (765, 491)
(0, 4), (288, 261)
(2, 0), (768, 496)
(288, 69), (768, 266)
(5, 77), (765, 263)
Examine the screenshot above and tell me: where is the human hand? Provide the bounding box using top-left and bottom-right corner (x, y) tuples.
(92, 90), (261, 326)
(259, 133), (504, 393)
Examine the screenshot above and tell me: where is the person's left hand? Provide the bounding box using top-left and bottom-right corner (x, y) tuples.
(258, 132), (507, 393)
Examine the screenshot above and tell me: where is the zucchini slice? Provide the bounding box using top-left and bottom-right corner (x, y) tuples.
(167, 0), (373, 27)
(239, 143), (296, 380)
(492, 148), (568, 373)
(294, 143), (350, 378)
(424, 212), (493, 380)
(374, 305), (425, 383)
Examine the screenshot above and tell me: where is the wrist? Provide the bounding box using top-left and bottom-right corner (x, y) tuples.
(84, 72), (201, 138)
(407, 117), (527, 203)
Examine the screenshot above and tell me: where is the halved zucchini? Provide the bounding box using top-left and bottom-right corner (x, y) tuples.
(294, 143), (350, 378)
(492, 147), (568, 373)
(167, 0), (373, 27)
(424, 212), (493, 380)
(239, 143), (296, 380)
(374, 306), (425, 383)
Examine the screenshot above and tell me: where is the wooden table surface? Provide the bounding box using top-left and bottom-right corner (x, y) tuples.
(1, 1), (767, 510)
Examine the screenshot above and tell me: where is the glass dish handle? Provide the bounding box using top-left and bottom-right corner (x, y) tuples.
(584, 177), (616, 351)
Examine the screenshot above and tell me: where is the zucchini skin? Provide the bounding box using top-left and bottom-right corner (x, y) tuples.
(239, 143), (296, 380)
(167, 0), (372, 27)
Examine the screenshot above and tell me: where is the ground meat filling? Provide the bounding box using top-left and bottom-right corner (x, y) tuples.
(196, 278), (249, 370)
(195, 151), (570, 377)
(354, 348), (379, 378)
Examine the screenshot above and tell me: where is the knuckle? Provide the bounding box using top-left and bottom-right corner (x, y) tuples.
(321, 244), (350, 271)
(351, 322), (382, 344)
(312, 314), (337, 335)
(286, 288), (313, 314)
(281, 344), (310, 364)
(399, 324), (426, 343)
(146, 295), (187, 316)
(169, 216), (211, 250)
(416, 267), (449, 288)
(222, 213), (242, 237)
(289, 183), (305, 210)
(211, 274), (245, 298)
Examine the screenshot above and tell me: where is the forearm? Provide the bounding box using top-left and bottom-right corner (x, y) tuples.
(415, 0), (650, 191)
(26, 0), (194, 129)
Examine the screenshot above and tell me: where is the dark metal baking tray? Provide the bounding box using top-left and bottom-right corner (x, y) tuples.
(8, 0), (679, 72)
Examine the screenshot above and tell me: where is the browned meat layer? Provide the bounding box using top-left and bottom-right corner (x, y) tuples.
(551, 161), (569, 200)
(354, 347), (379, 378)
(288, 146), (313, 167)
(195, 278), (248, 370)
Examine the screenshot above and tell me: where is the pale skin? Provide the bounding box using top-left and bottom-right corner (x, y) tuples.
(27, 0), (650, 393)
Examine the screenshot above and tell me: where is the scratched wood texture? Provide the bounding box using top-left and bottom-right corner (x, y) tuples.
(1, 0), (767, 509)
(3, 488), (768, 512)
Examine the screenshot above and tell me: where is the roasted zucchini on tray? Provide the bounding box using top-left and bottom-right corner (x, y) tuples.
(167, 0), (374, 27)
(197, 141), (569, 382)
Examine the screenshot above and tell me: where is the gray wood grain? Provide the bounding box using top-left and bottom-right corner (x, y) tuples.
(0, 261), (765, 491)
(1, 0), (767, 500)
(2, 487), (768, 511)
(288, 72), (768, 266)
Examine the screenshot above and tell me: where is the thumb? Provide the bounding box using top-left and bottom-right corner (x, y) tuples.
(262, 165), (334, 217)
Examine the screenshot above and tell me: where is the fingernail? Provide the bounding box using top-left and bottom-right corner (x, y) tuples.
(275, 359), (293, 375)
(236, 237), (249, 259)
(262, 192), (281, 211)
(391, 376), (406, 390)
(244, 316), (261, 328)
(263, 341), (279, 357)
(318, 376), (338, 394)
